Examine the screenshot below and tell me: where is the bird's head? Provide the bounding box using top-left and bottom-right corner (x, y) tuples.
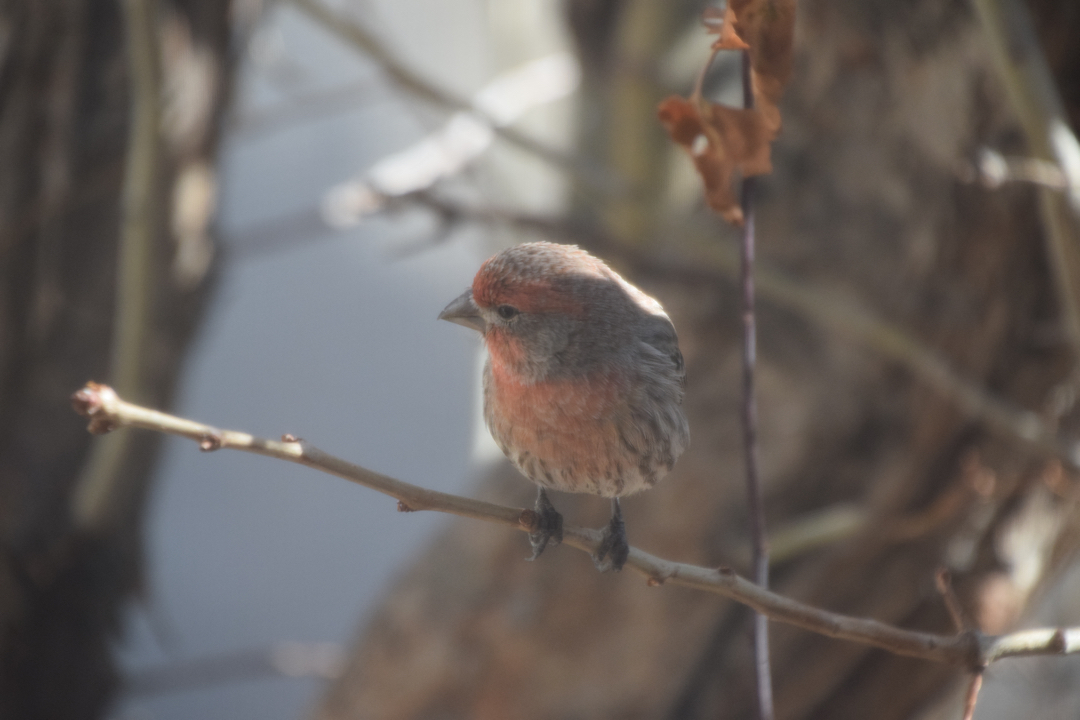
(439, 242), (634, 382)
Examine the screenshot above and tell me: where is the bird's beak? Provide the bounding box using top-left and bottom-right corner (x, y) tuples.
(439, 288), (486, 333)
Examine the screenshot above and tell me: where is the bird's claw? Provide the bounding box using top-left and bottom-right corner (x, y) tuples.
(593, 506), (629, 572)
(527, 489), (564, 561)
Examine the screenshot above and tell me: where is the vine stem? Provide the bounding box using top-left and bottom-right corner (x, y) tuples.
(739, 47), (774, 720)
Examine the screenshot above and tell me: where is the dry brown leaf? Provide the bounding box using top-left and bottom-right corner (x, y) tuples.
(659, 1), (797, 226)
(704, 103), (773, 177)
(658, 96), (738, 224)
(658, 96), (772, 225)
(730, 0), (796, 129)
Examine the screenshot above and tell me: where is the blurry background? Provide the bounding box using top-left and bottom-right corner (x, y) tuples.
(3, 1), (1080, 719)
(116, 2), (564, 718)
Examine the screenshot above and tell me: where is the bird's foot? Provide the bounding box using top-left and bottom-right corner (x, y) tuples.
(593, 500), (629, 572)
(528, 488), (564, 561)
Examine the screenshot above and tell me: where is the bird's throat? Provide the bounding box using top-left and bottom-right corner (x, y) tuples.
(485, 330), (539, 383)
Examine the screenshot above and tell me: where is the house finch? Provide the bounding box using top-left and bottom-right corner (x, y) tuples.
(439, 241), (689, 572)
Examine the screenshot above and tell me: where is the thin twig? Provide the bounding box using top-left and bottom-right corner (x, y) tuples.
(72, 0), (161, 530)
(737, 47), (774, 720)
(71, 382), (1080, 671)
(961, 672), (984, 720)
(288, 0), (622, 196)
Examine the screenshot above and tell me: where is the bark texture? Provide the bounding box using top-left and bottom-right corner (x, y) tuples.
(315, 0), (1080, 718)
(0, 1), (232, 717)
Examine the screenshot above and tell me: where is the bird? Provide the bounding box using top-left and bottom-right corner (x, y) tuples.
(439, 241), (689, 572)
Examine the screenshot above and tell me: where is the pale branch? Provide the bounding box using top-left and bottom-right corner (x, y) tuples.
(288, 0), (622, 197)
(71, 0), (162, 531)
(71, 382), (1080, 670)
(980, 627), (1080, 663)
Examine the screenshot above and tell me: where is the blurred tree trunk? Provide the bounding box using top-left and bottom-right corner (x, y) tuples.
(0, 1), (235, 718)
(315, 0), (1080, 719)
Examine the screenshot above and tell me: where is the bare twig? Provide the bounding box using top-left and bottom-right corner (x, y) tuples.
(972, 0), (1080, 366)
(961, 672), (984, 720)
(70, 382), (1080, 671)
(980, 627), (1080, 663)
(288, 0), (621, 196)
(72, 0), (161, 530)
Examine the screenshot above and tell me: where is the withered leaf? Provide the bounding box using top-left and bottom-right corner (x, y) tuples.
(659, 1), (796, 225)
(729, 0), (796, 131)
(658, 96), (772, 226)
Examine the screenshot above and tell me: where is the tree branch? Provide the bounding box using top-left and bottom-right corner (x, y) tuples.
(71, 382), (1080, 671)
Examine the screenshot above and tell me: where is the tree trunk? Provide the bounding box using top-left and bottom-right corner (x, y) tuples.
(0, 1), (233, 717)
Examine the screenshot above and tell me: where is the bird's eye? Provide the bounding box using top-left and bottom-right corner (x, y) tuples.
(496, 304), (519, 320)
